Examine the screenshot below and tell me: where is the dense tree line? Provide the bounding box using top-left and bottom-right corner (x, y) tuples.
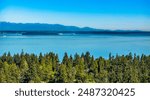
(0, 51), (150, 83)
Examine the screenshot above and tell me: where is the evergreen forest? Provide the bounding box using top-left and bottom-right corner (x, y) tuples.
(0, 52), (150, 83)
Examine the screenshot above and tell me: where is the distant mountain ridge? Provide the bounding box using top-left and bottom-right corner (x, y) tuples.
(1, 22), (150, 36)
(0, 22), (103, 31)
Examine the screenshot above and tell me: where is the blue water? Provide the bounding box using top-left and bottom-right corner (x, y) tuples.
(0, 34), (150, 60)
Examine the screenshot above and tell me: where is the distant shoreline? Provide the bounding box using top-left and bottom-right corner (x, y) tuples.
(1, 31), (150, 36)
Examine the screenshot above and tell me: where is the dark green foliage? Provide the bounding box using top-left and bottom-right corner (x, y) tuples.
(0, 52), (150, 83)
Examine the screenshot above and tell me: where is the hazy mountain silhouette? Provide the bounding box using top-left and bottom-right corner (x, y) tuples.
(1, 22), (150, 36)
(0, 22), (102, 31)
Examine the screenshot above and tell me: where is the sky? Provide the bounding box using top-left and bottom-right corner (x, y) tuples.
(0, 0), (150, 31)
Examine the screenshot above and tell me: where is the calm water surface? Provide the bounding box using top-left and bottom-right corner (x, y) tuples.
(0, 34), (150, 60)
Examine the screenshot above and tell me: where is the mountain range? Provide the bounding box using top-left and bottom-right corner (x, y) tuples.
(1, 22), (150, 36)
(0, 22), (102, 31)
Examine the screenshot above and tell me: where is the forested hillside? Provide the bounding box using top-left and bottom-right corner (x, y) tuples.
(0, 52), (149, 83)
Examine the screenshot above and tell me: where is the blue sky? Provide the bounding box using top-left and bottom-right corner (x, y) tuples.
(0, 0), (150, 30)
